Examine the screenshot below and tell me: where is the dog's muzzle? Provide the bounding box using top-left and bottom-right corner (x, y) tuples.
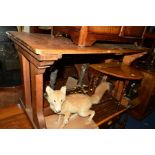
(55, 110), (61, 113)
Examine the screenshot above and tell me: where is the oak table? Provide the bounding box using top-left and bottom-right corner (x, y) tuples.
(6, 31), (150, 128)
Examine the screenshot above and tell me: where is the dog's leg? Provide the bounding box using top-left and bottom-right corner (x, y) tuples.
(88, 110), (95, 122)
(70, 113), (78, 120)
(60, 112), (71, 128)
(57, 114), (62, 125)
(79, 110), (95, 124)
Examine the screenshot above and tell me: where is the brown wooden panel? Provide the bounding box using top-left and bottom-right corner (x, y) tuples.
(89, 63), (144, 80)
(123, 26), (146, 37)
(130, 70), (155, 119)
(53, 26), (148, 46)
(19, 53), (32, 110)
(7, 31), (149, 55)
(88, 26), (121, 34)
(30, 63), (46, 128)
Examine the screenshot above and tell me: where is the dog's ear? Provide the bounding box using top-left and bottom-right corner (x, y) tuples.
(60, 86), (66, 95)
(46, 86), (54, 95)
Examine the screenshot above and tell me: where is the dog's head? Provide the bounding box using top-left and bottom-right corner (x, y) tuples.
(45, 86), (66, 113)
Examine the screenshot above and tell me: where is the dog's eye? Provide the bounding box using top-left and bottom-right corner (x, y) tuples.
(61, 99), (63, 102)
(53, 100), (56, 102)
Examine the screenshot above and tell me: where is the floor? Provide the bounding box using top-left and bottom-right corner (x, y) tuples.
(0, 86), (23, 108)
(0, 86), (155, 129)
(0, 104), (33, 129)
(125, 111), (155, 129)
(0, 86), (33, 129)
(1, 103), (155, 129)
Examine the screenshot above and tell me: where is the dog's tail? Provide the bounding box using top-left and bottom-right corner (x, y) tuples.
(90, 81), (110, 104)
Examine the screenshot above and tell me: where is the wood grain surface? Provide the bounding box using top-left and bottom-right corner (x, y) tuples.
(7, 31), (149, 55)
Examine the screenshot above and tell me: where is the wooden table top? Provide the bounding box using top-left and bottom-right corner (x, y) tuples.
(90, 63), (144, 80)
(7, 31), (150, 55)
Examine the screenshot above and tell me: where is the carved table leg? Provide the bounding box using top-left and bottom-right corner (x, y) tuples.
(19, 53), (32, 111)
(30, 63), (46, 128)
(18, 51), (56, 128)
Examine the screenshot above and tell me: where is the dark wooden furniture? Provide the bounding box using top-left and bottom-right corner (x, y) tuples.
(30, 26), (52, 34)
(6, 31), (150, 128)
(53, 26), (147, 46)
(87, 76), (128, 128)
(130, 68), (155, 119)
(89, 62), (144, 107)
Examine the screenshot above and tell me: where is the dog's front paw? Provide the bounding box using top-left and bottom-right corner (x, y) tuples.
(58, 123), (64, 129)
(86, 121), (91, 125)
(85, 118), (92, 125)
(59, 121), (68, 129)
(64, 119), (69, 125)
